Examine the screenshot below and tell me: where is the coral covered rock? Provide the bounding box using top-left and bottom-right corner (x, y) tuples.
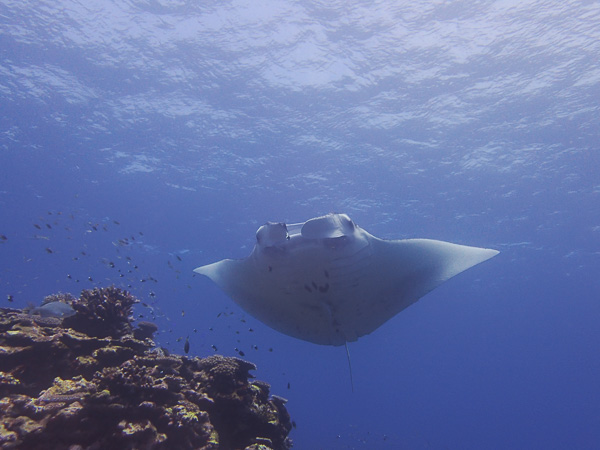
(63, 286), (138, 338)
(0, 287), (292, 449)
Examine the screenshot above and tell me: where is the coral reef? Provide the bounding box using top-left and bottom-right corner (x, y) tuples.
(63, 286), (138, 338)
(0, 287), (292, 449)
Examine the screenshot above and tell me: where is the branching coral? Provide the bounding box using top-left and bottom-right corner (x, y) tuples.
(41, 292), (77, 306)
(63, 286), (138, 338)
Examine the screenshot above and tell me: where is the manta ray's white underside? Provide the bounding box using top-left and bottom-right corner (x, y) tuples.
(195, 213), (498, 346)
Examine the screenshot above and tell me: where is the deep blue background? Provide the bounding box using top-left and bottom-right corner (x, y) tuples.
(1, 1), (599, 448)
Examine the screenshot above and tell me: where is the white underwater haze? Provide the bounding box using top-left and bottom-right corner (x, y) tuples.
(1, 1), (599, 448)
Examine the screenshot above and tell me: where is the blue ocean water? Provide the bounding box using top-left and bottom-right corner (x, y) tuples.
(1, 1), (599, 448)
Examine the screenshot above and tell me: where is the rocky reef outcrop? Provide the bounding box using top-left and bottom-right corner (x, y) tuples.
(0, 287), (292, 449)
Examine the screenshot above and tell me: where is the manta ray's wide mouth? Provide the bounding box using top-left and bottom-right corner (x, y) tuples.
(300, 213), (355, 239)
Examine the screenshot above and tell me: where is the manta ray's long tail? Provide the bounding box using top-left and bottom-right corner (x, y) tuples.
(345, 342), (354, 393)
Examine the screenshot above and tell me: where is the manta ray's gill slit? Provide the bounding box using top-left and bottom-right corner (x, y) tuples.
(305, 270), (332, 293)
(328, 244), (373, 288)
(303, 279), (330, 294)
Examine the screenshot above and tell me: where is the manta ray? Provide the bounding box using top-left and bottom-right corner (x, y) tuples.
(195, 213), (498, 346)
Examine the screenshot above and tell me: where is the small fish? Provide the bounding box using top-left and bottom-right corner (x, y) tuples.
(0, 235), (7, 241)
(45, 224), (52, 229)
(184, 337), (190, 354)
(45, 248), (53, 254)
(211, 344), (218, 351)
(238, 350), (245, 356)
(113, 220), (120, 225)
(287, 382), (290, 389)
(7, 294), (14, 302)
(34, 224), (41, 230)
(176, 255), (182, 261)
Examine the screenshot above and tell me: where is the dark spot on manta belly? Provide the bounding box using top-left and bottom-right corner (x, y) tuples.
(318, 283), (329, 293)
